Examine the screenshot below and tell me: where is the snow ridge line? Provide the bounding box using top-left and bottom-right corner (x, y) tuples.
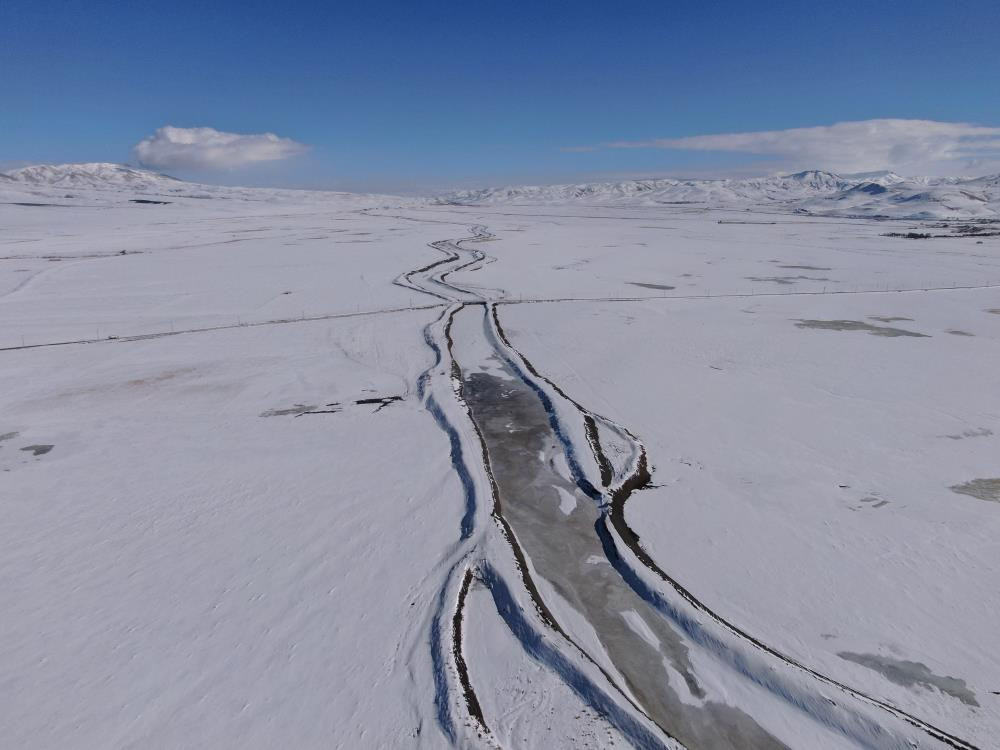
(428, 557), (470, 744)
(404, 226), (506, 745)
(487, 305), (979, 750)
(418, 306), (479, 542)
(452, 568), (486, 729)
(414, 304), (491, 743)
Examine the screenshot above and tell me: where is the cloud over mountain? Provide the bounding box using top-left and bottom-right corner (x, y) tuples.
(133, 126), (308, 170)
(599, 119), (1000, 175)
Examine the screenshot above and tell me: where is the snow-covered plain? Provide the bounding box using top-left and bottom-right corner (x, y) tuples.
(2, 164), (999, 749)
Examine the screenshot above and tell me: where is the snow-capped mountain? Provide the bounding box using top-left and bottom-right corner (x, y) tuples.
(2, 162), (181, 190)
(839, 170), (907, 185)
(440, 170), (851, 206)
(0, 162), (399, 208)
(5, 162), (998, 220)
(797, 178), (1000, 220)
(440, 170), (1000, 219)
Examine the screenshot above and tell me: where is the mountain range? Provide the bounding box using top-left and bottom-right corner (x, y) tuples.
(440, 169), (1000, 220)
(3, 163), (998, 219)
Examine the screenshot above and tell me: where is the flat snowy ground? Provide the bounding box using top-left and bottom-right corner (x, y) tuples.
(2, 187), (998, 748)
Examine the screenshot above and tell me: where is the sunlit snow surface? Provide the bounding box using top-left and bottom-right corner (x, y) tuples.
(1, 166), (999, 748)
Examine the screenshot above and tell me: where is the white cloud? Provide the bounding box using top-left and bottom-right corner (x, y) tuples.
(601, 119), (1000, 175)
(133, 126), (308, 170)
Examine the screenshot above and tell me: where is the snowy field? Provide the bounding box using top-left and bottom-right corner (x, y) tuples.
(2, 166), (999, 749)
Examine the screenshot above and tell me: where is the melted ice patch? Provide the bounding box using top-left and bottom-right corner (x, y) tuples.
(554, 484), (577, 516)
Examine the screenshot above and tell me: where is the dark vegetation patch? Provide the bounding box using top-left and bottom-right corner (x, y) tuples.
(353, 395), (404, 412)
(794, 319), (928, 337)
(859, 496), (889, 509)
(259, 404), (317, 417)
(883, 220), (1000, 239)
(3, 202), (73, 207)
(838, 652), (978, 706)
(628, 282), (675, 291)
(20, 444), (53, 456)
(747, 275), (831, 285)
(0, 250), (142, 261)
(774, 264), (832, 271)
(130, 199), (171, 205)
(932, 220), (1000, 238)
(266, 395), (404, 417)
(950, 478), (1000, 503)
(942, 428), (991, 440)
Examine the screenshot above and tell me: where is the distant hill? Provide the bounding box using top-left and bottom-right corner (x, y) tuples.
(2, 162), (182, 190)
(5, 163), (998, 219)
(439, 170), (1000, 220)
(0, 162), (399, 208)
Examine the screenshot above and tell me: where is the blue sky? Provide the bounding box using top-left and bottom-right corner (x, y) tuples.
(2, 0), (999, 191)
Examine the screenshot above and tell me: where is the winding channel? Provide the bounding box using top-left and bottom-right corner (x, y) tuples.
(402, 222), (978, 750)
